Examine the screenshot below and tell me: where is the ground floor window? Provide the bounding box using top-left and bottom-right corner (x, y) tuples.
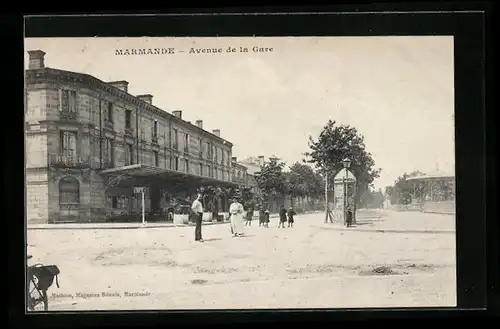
(59, 176), (79, 217)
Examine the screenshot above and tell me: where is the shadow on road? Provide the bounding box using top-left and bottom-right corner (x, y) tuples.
(203, 238), (223, 242)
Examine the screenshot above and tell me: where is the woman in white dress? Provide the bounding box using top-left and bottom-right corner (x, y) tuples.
(229, 197), (245, 237)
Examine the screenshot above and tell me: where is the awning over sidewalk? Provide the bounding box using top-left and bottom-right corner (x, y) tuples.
(99, 164), (237, 189)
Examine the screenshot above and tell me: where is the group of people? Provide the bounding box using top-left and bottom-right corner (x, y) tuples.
(190, 193), (298, 242)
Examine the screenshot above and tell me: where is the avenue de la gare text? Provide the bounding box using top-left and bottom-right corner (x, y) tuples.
(115, 46), (274, 56)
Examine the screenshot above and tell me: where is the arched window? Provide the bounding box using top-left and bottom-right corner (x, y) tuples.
(59, 176), (80, 206)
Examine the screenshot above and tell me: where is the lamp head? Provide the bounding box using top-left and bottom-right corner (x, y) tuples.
(342, 157), (351, 169)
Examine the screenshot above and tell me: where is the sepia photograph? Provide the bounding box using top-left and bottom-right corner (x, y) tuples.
(24, 36), (456, 311)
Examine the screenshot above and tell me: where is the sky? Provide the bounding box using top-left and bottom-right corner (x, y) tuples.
(24, 36), (455, 190)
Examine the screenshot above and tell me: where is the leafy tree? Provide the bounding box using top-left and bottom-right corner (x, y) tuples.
(286, 162), (324, 207)
(286, 162), (308, 198)
(254, 157), (288, 207)
(305, 120), (382, 209)
(385, 171), (427, 205)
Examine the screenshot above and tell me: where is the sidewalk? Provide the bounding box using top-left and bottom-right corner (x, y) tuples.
(314, 222), (455, 234)
(316, 210), (455, 234)
(26, 209), (305, 231)
(27, 220), (229, 230)
(27, 213), (287, 230)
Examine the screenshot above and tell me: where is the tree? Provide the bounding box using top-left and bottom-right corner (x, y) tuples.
(286, 162), (308, 200)
(286, 162), (324, 208)
(305, 120), (382, 209)
(385, 171), (427, 205)
(254, 156), (288, 208)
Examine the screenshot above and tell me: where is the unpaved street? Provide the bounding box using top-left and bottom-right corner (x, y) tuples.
(27, 212), (456, 310)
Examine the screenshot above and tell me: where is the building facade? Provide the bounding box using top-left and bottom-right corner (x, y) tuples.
(25, 49), (235, 223)
(231, 156), (262, 195)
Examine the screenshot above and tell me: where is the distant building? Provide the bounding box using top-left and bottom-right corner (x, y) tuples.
(237, 156), (265, 194)
(238, 156), (265, 175)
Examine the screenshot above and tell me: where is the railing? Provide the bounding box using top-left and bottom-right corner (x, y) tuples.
(48, 154), (91, 168)
(104, 120), (114, 129)
(59, 110), (77, 121)
(125, 127), (134, 137)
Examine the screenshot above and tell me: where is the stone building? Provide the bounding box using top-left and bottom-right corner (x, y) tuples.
(231, 158), (249, 186)
(231, 156), (262, 198)
(25, 49), (235, 223)
(238, 156), (264, 194)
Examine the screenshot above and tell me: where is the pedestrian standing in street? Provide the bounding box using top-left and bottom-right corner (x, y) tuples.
(229, 197), (245, 237)
(278, 205), (287, 228)
(245, 203), (253, 226)
(191, 193), (204, 242)
(346, 206), (353, 228)
(258, 205), (265, 227)
(287, 207), (296, 228)
(264, 209), (270, 227)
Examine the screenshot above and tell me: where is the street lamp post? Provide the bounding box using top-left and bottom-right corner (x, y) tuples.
(342, 157), (351, 226)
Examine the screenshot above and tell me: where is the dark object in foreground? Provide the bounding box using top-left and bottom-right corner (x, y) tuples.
(27, 258), (61, 312)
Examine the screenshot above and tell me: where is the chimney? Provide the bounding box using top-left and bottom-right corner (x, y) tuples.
(232, 157), (237, 162)
(212, 129), (220, 137)
(172, 110), (182, 119)
(195, 120), (203, 129)
(258, 155), (265, 165)
(108, 81), (129, 93)
(137, 94), (153, 104)
(27, 50), (46, 69)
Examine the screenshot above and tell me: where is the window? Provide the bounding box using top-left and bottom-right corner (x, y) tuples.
(118, 196), (128, 209)
(174, 156), (179, 171)
(107, 102), (113, 123)
(199, 163), (203, 176)
(125, 110), (132, 129)
(153, 120), (158, 138)
(59, 176), (79, 217)
(60, 131), (77, 159)
(153, 151), (159, 167)
(221, 150), (225, 165)
(213, 146), (217, 161)
(59, 90), (77, 112)
(104, 138), (114, 167)
(207, 165), (211, 177)
(173, 129), (178, 147)
(205, 142), (210, 159)
(185, 159), (189, 173)
(199, 139), (203, 156)
(184, 133), (189, 151)
(125, 143), (134, 165)
(111, 196), (118, 209)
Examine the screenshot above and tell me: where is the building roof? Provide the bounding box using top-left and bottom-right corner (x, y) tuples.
(406, 170), (455, 181)
(333, 168), (357, 182)
(25, 66), (233, 147)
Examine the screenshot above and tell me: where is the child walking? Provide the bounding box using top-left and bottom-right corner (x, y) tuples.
(258, 206), (266, 227)
(287, 207), (296, 228)
(278, 205), (287, 228)
(245, 203), (253, 226)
